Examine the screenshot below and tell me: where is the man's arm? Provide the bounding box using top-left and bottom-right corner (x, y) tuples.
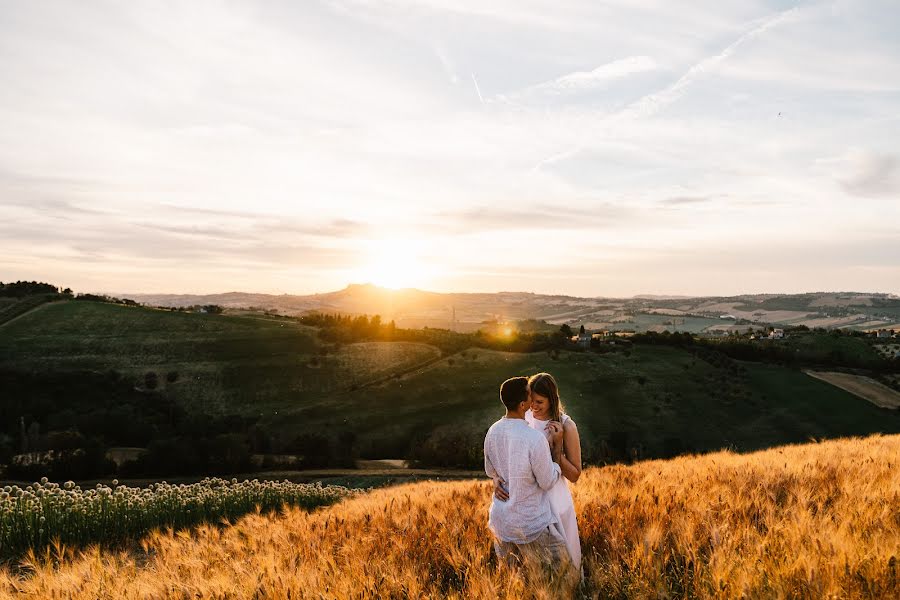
(531, 435), (561, 491)
(484, 434), (498, 479)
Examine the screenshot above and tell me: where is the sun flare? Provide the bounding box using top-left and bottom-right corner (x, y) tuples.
(352, 239), (433, 290)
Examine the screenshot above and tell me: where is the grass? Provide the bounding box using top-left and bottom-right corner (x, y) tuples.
(0, 301), (439, 415)
(2, 302), (899, 467)
(778, 332), (884, 368)
(2, 434), (898, 598)
(329, 344), (900, 463)
(0, 295), (59, 327)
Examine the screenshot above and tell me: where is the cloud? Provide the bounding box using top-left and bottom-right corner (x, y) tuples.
(839, 151), (900, 198)
(619, 7), (801, 119)
(520, 56), (657, 97)
(659, 196), (713, 206)
(471, 73), (485, 104)
(433, 203), (635, 233)
(433, 44), (459, 85)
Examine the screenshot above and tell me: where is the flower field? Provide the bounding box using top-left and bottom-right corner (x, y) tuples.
(0, 477), (357, 560)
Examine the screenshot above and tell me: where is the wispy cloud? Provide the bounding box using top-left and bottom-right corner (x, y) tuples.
(839, 150), (900, 198)
(2, 1), (899, 296)
(471, 73), (485, 104)
(619, 7), (802, 119)
(659, 196), (713, 206)
(517, 56), (657, 97)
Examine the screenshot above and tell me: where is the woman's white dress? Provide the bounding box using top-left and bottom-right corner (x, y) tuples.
(525, 409), (582, 570)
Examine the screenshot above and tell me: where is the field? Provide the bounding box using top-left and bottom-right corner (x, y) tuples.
(3, 302), (900, 470)
(3, 434), (898, 598)
(0, 478), (356, 560)
(806, 371), (900, 409)
(0, 301), (441, 415)
(335, 344), (900, 463)
(777, 331), (886, 369)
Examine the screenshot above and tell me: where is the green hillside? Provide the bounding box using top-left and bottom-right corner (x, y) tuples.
(0, 301), (440, 414)
(1, 300), (898, 475)
(329, 344), (900, 465)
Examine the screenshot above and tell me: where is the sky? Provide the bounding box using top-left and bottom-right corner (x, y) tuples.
(1, 0), (898, 298)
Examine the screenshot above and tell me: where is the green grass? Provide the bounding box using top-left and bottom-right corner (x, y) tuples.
(270, 344), (900, 465)
(0, 295), (59, 326)
(0, 301), (439, 415)
(606, 313), (722, 333)
(3, 301), (898, 470)
(779, 332), (884, 368)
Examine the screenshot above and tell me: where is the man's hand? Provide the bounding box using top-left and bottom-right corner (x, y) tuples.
(493, 478), (509, 502)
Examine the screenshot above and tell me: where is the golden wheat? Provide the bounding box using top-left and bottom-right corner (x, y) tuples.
(1, 434), (898, 599)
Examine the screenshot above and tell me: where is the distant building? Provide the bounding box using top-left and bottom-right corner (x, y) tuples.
(577, 331), (591, 348)
(877, 329), (892, 339)
(769, 328), (785, 339)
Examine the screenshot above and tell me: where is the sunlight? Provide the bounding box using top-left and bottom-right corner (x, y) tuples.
(352, 238), (433, 290)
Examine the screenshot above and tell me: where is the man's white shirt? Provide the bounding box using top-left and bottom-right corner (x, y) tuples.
(484, 416), (561, 544)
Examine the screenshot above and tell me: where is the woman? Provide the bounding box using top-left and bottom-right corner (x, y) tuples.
(494, 372), (583, 570)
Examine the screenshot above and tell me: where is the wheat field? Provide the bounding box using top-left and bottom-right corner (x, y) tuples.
(2, 434), (898, 599)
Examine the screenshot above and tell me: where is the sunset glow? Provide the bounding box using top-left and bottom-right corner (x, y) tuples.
(350, 239), (433, 290)
(0, 2), (898, 296)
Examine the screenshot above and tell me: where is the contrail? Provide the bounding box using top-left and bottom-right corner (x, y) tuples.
(531, 6), (802, 172)
(619, 6), (801, 120)
(471, 73), (485, 104)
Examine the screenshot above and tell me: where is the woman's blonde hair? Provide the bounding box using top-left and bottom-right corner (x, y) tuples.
(528, 372), (564, 422)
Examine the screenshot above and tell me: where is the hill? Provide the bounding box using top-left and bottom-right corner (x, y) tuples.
(122, 285), (900, 333)
(1, 300), (899, 477)
(3, 434), (898, 598)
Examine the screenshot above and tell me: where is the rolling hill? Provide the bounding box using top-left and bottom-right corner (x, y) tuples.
(1, 300), (898, 476)
(122, 285), (900, 333)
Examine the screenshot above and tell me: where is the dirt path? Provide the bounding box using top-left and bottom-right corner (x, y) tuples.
(0, 299), (67, 330)
(806, 370), (900, 409)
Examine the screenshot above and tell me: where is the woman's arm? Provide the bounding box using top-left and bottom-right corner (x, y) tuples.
(559, 419), (582, 483)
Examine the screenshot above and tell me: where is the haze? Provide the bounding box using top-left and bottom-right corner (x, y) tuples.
(1, 1), (898, 297)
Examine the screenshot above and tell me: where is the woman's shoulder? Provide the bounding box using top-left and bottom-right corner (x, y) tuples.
(561, 413), (577, 429)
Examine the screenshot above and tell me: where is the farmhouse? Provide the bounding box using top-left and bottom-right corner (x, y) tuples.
(576, 331), (591, 348)
(877, 329), (893, 339)
(769, 328), (785, 339)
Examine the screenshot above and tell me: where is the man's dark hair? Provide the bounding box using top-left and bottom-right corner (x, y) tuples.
(500, 376), (529, 411)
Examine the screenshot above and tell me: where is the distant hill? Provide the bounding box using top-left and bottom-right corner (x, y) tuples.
(121, 286), (900, 333)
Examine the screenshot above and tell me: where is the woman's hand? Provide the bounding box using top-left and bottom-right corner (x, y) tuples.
(493, 477), (509, 502)
(545, 421), (564, 448)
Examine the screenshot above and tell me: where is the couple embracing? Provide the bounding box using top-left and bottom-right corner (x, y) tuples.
(484, 372), (582, 578)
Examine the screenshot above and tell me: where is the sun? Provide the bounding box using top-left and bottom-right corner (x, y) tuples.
(353, 239), (432, 290)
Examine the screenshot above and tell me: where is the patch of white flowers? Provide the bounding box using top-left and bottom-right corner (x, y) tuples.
(0, 477), (358, 559)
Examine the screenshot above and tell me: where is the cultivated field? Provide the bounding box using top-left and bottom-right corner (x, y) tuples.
(806, 371), (900, 410)
(3, 435), (898, 598)
(0, 301), (440, 414)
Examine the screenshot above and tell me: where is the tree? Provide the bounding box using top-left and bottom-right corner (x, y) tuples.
(144, 371), (159, 390)
(560, 324), (574, 337)
(579, 324), (586, 335)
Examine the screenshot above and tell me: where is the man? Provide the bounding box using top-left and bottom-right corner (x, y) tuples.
(484, 376), (569, 570)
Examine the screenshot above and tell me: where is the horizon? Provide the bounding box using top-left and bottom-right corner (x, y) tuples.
(2, 2), (899, 296)
(88, 281), (900, 301)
